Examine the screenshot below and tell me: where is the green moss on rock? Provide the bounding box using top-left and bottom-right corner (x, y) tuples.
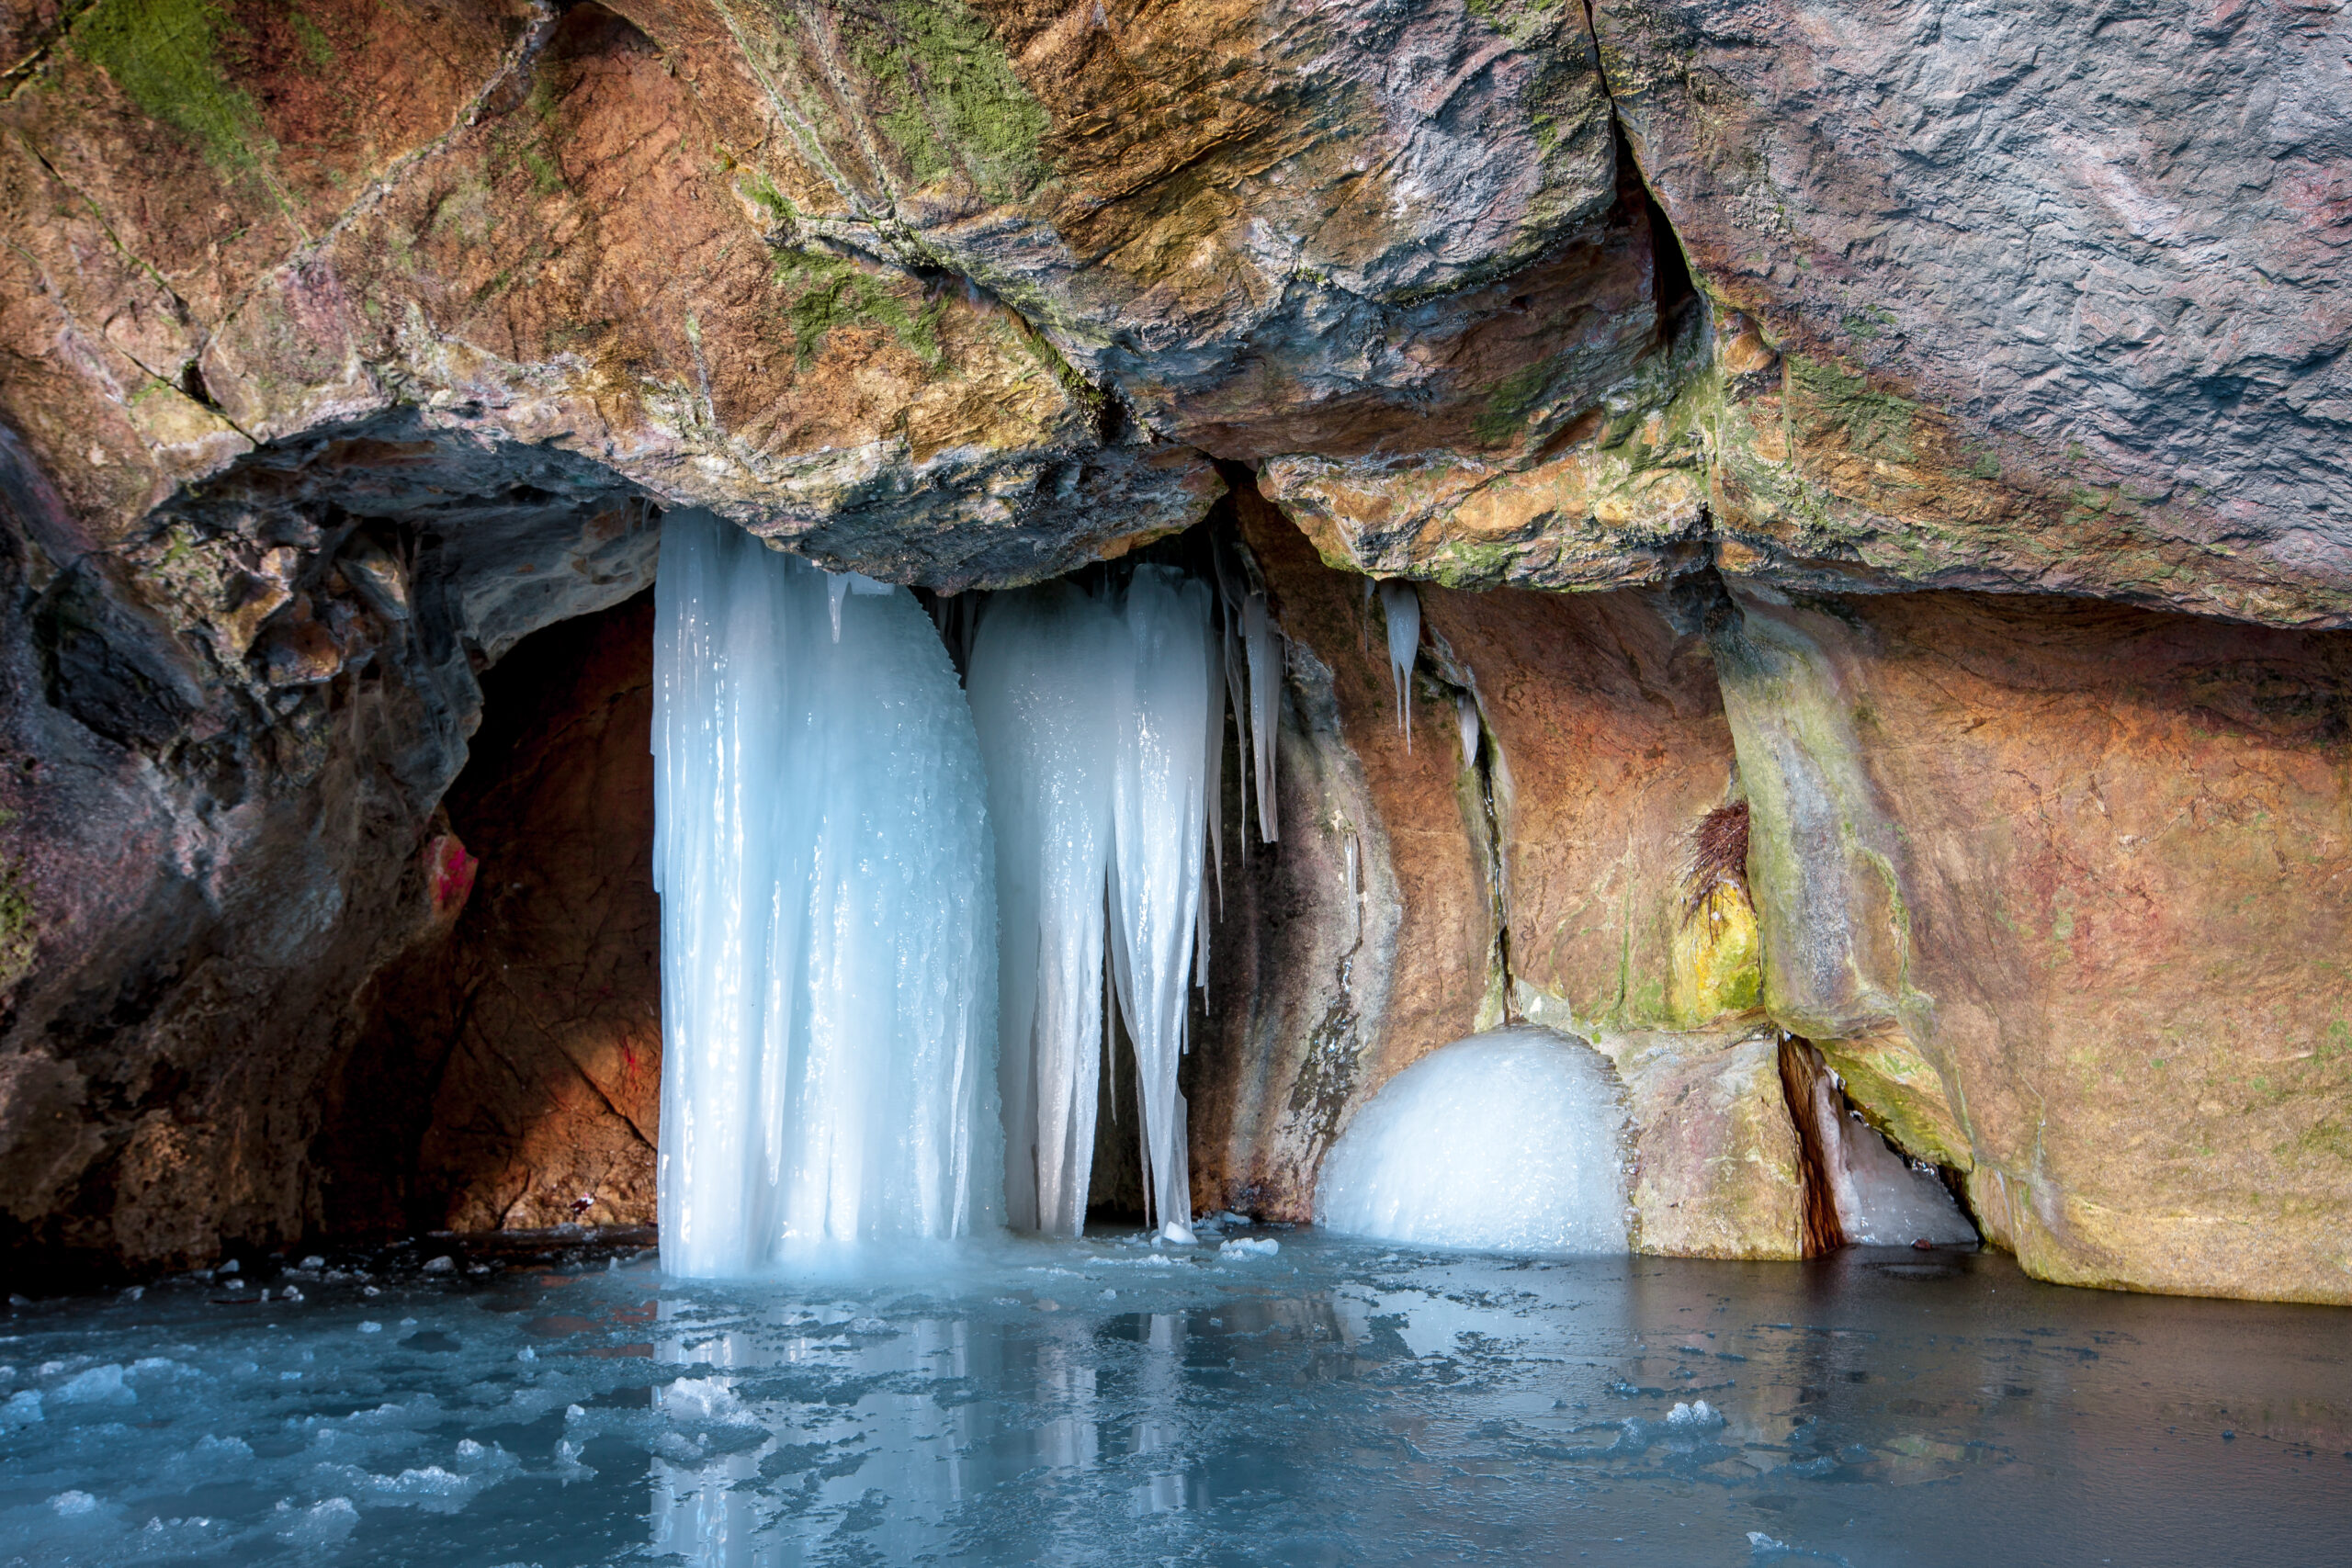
(775, 250), (946, 369)
(76, 0), (272, 178)
(849, 0), (1048, 199)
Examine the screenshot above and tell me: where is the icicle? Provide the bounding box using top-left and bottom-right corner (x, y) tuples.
(1457, 692), (1481, 768)
(967, 584), (1124, 1235)
(828, 571), (849, 641)
(1241, 592), (1282, 842)
(652, 513), (999, 1277)
(1360, 575), (1374, 658)
(1107, 567), (1213, 1244)
(1225, 600), (1251, 863)
(1204, 599), (1227, 919)
(1379, 581), (1419, 750)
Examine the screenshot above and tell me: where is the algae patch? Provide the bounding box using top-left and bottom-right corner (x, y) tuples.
(75, 0), (272, 179)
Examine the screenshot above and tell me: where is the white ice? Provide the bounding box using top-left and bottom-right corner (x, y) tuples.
(1240, 592), (1282, 841)
(968, 567), (1220, 1241)
(1378, 581), (1419, 749)
(652, 512), (1000, 1276)
(1831, 1111), (1976, 1247)
(1314, 1027), (1630, 1255)
(967, 583), (1123, 1235)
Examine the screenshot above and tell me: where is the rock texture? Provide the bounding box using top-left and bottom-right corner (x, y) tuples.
(1190, 487), (1498, 1220)
(1714, 584), (2352, 1303)
(1596, 0), (2352, 623)
(320, 592), (661, 1237)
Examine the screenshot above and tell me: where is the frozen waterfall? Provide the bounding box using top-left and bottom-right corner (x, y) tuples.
(969, 566), (1227, 1242)
(651, 513), (1000, 1277)
(1315, 1028), (1631, 1255)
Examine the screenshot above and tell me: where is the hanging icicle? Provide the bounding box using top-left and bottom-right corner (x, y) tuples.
(965, 583), (1123, 1236)
(1241, 592), (1282, 841)
(1378, 581), (1420, 750)
(967, 568), (1217, 1242)
(652, 513), (999, 1278)
(1457, 691), (1481, 768)
(1106, 567), (1214, 1244)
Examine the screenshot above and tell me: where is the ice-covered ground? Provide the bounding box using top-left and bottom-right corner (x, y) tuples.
(3, 1224), (2346, 1567)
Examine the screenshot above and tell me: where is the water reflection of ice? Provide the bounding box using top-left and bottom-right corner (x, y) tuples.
(646, 1292), (1203, 1563)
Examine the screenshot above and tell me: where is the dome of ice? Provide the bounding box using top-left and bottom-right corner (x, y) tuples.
(1314, 1027), (1630, 1255)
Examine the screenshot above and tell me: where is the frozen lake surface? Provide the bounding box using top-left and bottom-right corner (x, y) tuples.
(3, 1225), (2346, 1566)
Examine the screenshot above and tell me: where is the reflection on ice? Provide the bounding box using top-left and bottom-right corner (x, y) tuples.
(3, 1230), (2348, 1567)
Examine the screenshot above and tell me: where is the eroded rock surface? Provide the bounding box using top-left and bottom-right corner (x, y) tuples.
(321, 593), (660, 1236)
(1596, 0), (2352, 623)
(1715, 585), (2352, 1303)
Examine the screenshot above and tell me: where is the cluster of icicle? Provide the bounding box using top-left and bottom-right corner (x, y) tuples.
(652, 512), (1287, 1274)
(650, 513), (1001, 1275)
(967, 554), (1282, 1244)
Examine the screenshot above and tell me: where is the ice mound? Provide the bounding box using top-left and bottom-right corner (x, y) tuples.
(1314, 1027), (1630, 1255)
(1219, 1237), (1281, 1259)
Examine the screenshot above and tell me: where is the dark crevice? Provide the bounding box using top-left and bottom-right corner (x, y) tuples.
(1777, 1034), (1851, 1257)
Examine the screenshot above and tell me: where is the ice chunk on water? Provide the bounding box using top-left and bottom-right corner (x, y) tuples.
(1668, 1400), (1721, 1427)
(56, 1364), (133, 1405)
(1219, 1237), (1280, 1259)
(50, 1489), (97, 1516)
(652, 513), (999, 1275)
(278, 1496), (357, 1546)
(1315, 1026), (1630, 1255)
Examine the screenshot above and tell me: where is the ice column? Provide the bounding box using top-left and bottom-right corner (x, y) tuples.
(1108, 567), (1215, 1242)
(1378, 581), (1420, 749)
(652, 512), (1000, 1277)
(969, 567), (1221, 1240)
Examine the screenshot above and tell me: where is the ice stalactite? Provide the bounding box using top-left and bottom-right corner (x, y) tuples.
(966, 584), (1122, 1237)
(971, 566), (1247, 1242)
(1379, 581), (1420, 750)
(1107, 568), (1216, 1243)
(1456, 692), (1481, 768)
(652, 512), (1000, 1278)
(1241, 592), (1283, 841)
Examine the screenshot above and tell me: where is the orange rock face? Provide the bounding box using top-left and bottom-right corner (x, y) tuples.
(1715, 586), (2352, 1302)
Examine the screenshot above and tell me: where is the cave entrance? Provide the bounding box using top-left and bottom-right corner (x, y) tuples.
(317, 512), (1276, 1244)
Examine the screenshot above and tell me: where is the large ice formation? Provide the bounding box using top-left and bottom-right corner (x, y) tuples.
(651, 512), (1000, 1276)
(1314, 1027), (1630, 1254)
(969, 567), (1226, 1241)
